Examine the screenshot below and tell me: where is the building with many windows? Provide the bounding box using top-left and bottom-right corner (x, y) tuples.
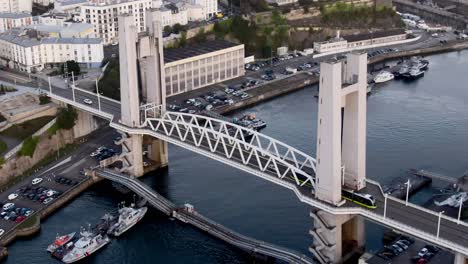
(0, 12), (32, 33)
(78, 0), (153, 44)
(186, 0), (216, 19)
(163, 39), (244, 96)
(154, 2), (204, 27)
(0, 28), (103, 72)
(0, 0), (32, 13)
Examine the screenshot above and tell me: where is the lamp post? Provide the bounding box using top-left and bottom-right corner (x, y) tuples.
(437, 210), (445, 238)
(458, 192), (466, 225)
(96, 79), (101, 112)
(384, 193), (388, 219)
(405, 179), (411, 206)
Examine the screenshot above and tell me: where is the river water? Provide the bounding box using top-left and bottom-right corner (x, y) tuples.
(5, 51), (468, 263)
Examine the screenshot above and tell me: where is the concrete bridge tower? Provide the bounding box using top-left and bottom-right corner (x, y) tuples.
(137, 9), (168, 168)
(116, 14), (144, 177)
(311, 52), (368, 263)
(115, 12), (169, 177)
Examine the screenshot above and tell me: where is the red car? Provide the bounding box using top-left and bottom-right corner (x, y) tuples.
(15, 216), (25, 223)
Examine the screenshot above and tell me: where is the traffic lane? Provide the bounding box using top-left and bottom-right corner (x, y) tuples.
(372, 195), (468, 247)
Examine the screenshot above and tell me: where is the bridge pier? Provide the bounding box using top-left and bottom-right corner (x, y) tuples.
(116, 133), (144, 177)
(310, 209), (365, 264)
(143, 136), (168, 168)
(73, 110), (98, 139)
(454, 252), (468, 264)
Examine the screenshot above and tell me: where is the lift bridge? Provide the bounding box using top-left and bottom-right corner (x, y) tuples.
(41, 12), (468, 264)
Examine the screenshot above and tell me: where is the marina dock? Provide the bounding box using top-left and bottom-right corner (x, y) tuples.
(409, 169), (458, 184)
(93, 168), (314, 264)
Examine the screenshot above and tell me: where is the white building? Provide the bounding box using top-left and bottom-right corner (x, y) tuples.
(313, 38), (348, 54)
(314, 30), (408, 54)
(266, 0), (297, 6)
(157, 3), (188, 27)
(34, 0), (54, 6)
(0, 12), (33, 33)
(0, 28), (104, 72)
(37, 12), (71, 26)
(77, 0), (153, 44)
(0, 0), (33, 13)
(54, 0), (87, 14)
(187, 0), (216, 19)
(28, 22), (95, 37)
(163, 39), (245, 96)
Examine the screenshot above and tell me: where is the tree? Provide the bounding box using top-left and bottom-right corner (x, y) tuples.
(61, 60), (80, 75)
(56, 105), (78, 130)
(179, 31), (187, 47)
(194, 28), (207, 42)
(172, 23), (186, 34)
(163, 25), (172, 35)
(19, 136), (39, 157)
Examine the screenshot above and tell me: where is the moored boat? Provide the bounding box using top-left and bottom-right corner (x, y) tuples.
(47, 232), (76, 253)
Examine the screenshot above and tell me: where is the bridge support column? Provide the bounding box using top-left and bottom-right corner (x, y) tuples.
(72, 110), (98, 139)
(454, 252), (468, 264)
(143, 135), (168, 168)
(118, 133), (144, 177)
(310, 210), (364, 264)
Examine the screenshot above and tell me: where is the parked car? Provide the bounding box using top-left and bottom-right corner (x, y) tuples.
(2, 203), (15, 211)
(15, 216), (25, 223)
(24, 210), (34, 217)
(418, 248), (429, 257)
(8, 193), (18, 200)
(0, 229), (4, 236)
(32, 178), (43, 185)
(43, 197), (54, 204)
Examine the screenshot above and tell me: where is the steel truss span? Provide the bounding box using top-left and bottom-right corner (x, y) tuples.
(143, 111), (317, 190)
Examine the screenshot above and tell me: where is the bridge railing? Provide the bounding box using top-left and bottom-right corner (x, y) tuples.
(366, 179), (468, 228)
(144, 113), (315, 188)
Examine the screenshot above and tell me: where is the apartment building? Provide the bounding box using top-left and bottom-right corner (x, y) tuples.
(78, 0), (153, 44)
(0, 28), (103, 72)
(0, 0), (32, 13)
(0, 12), (32, 33)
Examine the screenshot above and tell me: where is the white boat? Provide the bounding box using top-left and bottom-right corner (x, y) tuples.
(435, 192), (467, 207)
(47, 232), (76, 253)
(107, 205), (147, 237)
(373, 71), (394, 83)
(61, 229), (110, 263)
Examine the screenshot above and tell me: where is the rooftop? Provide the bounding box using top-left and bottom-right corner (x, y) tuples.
(28, 23), (93, 35)
(0, 12), (32, 19)
(164, 39), (241, 63)
(342, 29), (407, 43)
(0, 29), (102, 47)
(83, 0), (150, 7)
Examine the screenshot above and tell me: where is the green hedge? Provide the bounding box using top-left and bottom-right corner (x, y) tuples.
(0, 139), (6, 154)
(19, 136), (39, 157)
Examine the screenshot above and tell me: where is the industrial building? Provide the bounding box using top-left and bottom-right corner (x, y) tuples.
(163, 39), (245, 96)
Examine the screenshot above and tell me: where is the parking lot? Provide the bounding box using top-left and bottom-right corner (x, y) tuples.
(369, 233), (454, 264)
(0, 128), (118, 239)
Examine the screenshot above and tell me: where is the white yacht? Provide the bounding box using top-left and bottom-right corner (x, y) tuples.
(108, 205), (147, 237)
(61, 229), (110, 263)
(373, 71), (394, 84)
(435, 192), (467, 207)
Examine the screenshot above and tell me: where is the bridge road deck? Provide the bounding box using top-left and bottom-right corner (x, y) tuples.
(146, 118), (468, 254)
(46, 89), (468, 256)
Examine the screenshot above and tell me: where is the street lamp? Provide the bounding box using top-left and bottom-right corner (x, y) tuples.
(458, 192), (466, 225)
(384, 193), (388, 219)
(437, 210), (445, 238)
(405, 179), (411, 206)
(95, 79), (101, 112)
